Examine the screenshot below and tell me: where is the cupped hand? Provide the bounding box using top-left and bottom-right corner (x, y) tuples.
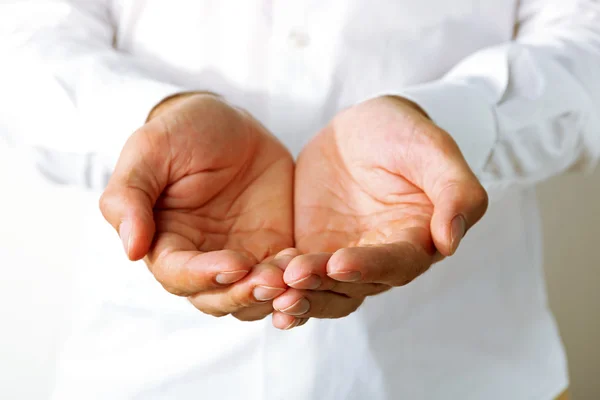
(272, 96), (488, 329)
(100, 93), (294, 321)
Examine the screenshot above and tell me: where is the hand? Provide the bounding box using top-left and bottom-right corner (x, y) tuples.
(100, 93), (294, 321)
(271, 96), (488, 329)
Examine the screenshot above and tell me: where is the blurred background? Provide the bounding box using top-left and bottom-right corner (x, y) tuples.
(0, 144), (598, 399)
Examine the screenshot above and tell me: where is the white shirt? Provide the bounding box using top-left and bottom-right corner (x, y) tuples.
(1, 1), (599, 399)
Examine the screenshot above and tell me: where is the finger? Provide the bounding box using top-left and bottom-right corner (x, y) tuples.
(283, 253), (332, 289)
(264, 248), (301, 270)
(272, 312), (309, 330)
(430, 178), (488, 256)
(145, 237), (256, 296)
(326, 242), (433, 287)
(188, 263), (286, 316)
(283, 253), (391, 297)
(231, 302), (275, 322)
(273, 289), (364, 319)
(420, 126), (489, 257)
(99, 126), (170, 260)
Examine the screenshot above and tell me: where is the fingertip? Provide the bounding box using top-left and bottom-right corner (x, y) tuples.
(272, 311), (298, 330)
(327, 244), (425, 286)
(430, 180), (488, 257)
(269, 249), (301, 271)
(287, 274), (322, 290)
(283, 253), (331, 285)
(248, 263), (286, 289)
(222, 249), (258, 270)
(276, 248), (301, 258)
(272, 288), (303, 312)
(205, 250), (256, 285)
(431, 213), (453, 257)
(215, 270), (250, 285)
(327, 248), (361, 277)
(119, 219), (133, 259)
(449, 214), (467, 255)
(100, 186), (157, 261)
(282, 257), (305, 284)
(121, 217), (155, 261)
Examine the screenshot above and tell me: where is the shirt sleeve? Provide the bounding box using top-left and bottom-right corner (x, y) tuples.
(0, 0), (189, 190)
(398, 0), (600, 199)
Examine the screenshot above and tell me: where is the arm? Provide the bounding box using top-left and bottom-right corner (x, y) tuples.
(398, 0), (600, 198)
(0, 0), (187, 189)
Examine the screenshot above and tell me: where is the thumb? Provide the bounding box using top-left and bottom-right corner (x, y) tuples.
(424, 130), (489, 257)
(99, 127), (170, 261)
(430, 179), (488, 257)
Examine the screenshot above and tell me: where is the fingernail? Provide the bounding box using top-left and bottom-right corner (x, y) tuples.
(328, 271), (361, 282)
(253, 286), (286, 302)
(216, 270), (249, 285)
(450, 215), (467, 254)
(119, 220), (132, 257)
(284, 318), (301, 330)
(279, 298), (310, 316)
(289, 274), (322, 289)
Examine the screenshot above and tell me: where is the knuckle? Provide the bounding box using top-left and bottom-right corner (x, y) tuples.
(98, 192), (109, 214)
(98, 191), (116, 219)
(473, 185), (489, 214)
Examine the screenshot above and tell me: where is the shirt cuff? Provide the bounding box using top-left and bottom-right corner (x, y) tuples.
(395, 80), (498, 174)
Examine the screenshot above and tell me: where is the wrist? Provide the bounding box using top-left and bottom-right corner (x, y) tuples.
(146, 91), (221, 121)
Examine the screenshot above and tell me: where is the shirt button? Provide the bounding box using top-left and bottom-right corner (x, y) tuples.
(287, 28), (310, 49)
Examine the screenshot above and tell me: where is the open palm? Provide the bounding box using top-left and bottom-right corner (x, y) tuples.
(150, 99), (294, 267)
(294, 97), (441, 283)
(101, 94), (294, 318)
(271, 96), (488, 328)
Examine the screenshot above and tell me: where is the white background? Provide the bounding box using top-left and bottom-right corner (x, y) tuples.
(0, 145), (598, 399)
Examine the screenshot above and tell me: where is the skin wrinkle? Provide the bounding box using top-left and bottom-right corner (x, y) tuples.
(153, 137), (293, 255)
(153, 216), (208, 250)
(123, 184), (155, 213)
(225, 157), (292, 219)
(142, 114), (178, 188)
(299, 133), (425, 247)
(295, 204), (432, 248)
(330, 134), (377, 212)
(158, 167), (232, 203)
(296, 202), (430, 219)
(154, 207), (290, 248)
